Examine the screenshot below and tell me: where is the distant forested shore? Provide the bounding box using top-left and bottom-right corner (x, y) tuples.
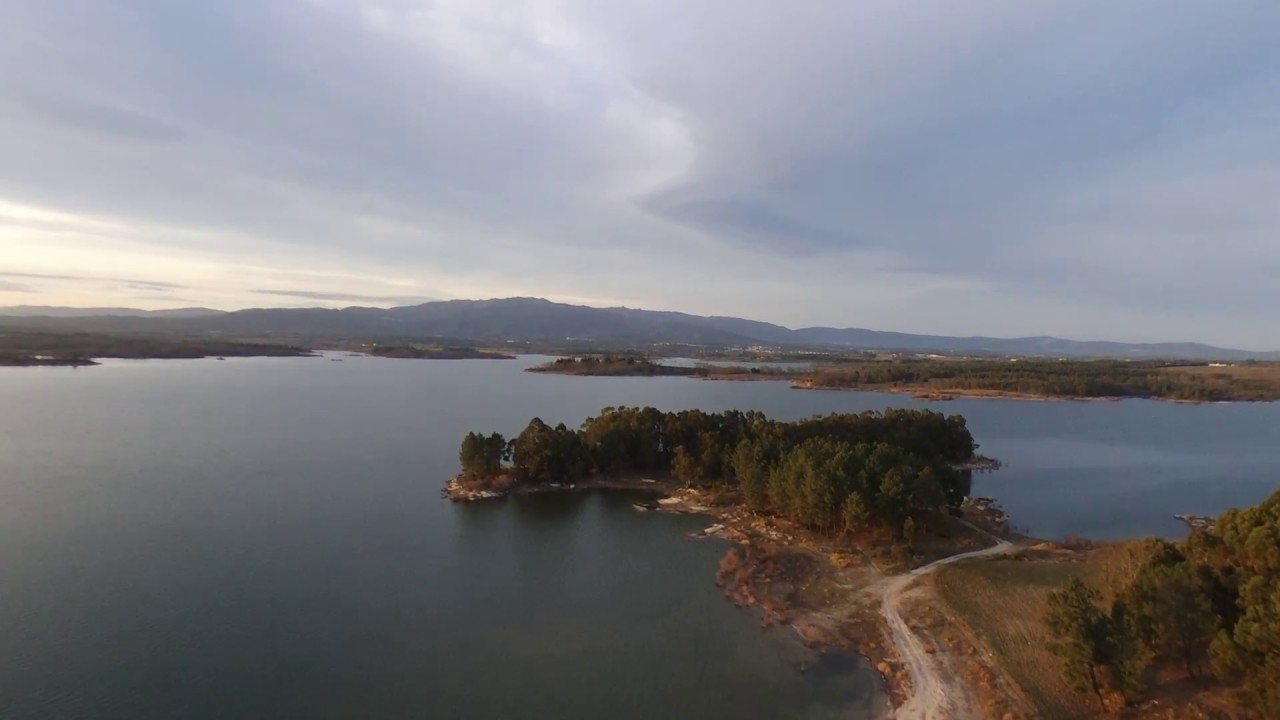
(0, 330), (519, 365)
(531, 355), (1280, 402)
(9, 324), (1280, 403)
(802, 358), (1280, 402)
(0, 331), (311, 366)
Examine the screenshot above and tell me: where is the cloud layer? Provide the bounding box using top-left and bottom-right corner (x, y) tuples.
(252, 289), (438, 304)
(1, 1), (1277, 347)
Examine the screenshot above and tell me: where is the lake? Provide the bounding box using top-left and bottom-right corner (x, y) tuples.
(0, 354), (1276, 719)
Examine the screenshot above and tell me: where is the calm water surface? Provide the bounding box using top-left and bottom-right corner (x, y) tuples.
(0, 354), (1276, 719)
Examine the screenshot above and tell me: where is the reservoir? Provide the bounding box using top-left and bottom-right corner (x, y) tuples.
(0, 354), (1276, 718)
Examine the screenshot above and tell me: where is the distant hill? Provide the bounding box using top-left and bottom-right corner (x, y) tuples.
(0, 306), (224, 319)
(785, 327), (1262, 361)
(0, 298), (1273, 360)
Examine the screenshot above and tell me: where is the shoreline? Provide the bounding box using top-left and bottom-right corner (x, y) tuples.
(528, 365), (1269, 403)
(9, 350), (1268, 403)
(443, 474), (1021, 718)
(0, 358), (100, 367)
(767, 377), (1251, 404)
(786, 381), (1240, 404)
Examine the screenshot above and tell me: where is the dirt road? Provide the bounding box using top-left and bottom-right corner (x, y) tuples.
(880, 533), (1014, 719)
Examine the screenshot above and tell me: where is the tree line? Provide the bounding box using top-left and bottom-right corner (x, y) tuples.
(528, 355), (706, 376)
(459, 406), (978, 536)
(0, 331), (311, 365)
(1044, 488), (1280, 716)
(809, 359), (1280, 401)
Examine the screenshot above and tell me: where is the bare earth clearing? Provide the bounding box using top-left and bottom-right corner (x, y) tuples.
(878, 528), (1014, 719)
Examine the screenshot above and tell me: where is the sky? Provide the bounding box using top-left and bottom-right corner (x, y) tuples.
(1, 1), (1277, 348)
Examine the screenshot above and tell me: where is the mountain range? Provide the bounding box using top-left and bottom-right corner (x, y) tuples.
(0, 297), (1273, 360)
(0, 306), (224, 319)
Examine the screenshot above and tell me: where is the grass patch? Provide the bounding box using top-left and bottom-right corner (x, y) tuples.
(1163, 363), (1280, 381)
(934, 552), (1093, 720)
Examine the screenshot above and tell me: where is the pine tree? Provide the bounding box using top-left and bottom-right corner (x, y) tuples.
(1045, 579), (1113, 708)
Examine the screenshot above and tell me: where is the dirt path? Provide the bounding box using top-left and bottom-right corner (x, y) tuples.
(880, 531), (1014, 719)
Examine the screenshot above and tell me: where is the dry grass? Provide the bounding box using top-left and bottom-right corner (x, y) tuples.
(1162, 363), (1280, 381)
(933, 542), (1249, 720)
(933, 550), (1096, 720)
(1080, 539), (1170, 604)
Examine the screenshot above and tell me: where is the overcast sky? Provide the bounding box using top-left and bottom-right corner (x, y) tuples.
(1, 2), (1277, 347)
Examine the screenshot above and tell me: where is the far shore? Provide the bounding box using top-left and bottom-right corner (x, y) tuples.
(785, 380), (1126, 402)
(784, 380), (1252, 404)
(0, 357), (100, 367)
(524, 354), (1280, 403)
(528, 362), (1260, 403)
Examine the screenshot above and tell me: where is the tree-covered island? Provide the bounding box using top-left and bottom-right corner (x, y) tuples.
(528, 355), (711, 376)
(368, 344), (514, 360)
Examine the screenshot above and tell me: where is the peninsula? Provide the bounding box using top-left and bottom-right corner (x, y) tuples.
(445, 405), (1276, 719)
(447, 406), (1009, 715)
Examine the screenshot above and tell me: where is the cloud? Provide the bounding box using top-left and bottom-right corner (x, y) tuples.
(644, 195), (854, 256)
(129, 295), (203, 305)
(0, 279), (30, 292)
(127, 281), (186, 292)
(0, 271), (185, 290)
(16, 93), (184, 143)
(0, 1), (1276, 347)
(252, 289), (437, 305)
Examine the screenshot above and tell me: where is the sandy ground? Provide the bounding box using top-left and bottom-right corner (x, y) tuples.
(878, 530), (1013, 719)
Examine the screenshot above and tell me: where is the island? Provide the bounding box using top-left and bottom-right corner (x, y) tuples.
(528, 354), (787, 379)
(528, 355), (709, 376)
(367, 344), (514, 360)
(444, 405), (1276, 719)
